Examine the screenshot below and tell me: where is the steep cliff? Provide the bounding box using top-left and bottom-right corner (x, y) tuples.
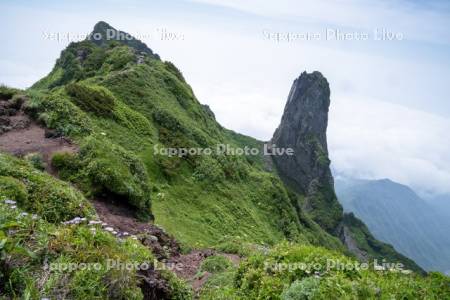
(271, 71), (342, 232)
(271, 72), (423, 273)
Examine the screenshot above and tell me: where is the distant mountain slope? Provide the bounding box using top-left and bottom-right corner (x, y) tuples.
(426, 194), (450, 219)
(336, 177), (450, 273)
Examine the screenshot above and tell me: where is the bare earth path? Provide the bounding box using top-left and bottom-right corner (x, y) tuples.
(0, 109), (77, 173)
(0, 96), (241, 296)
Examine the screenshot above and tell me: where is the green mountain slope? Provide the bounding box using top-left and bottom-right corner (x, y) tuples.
(336, 177), (450, 273)
(27, 21), (343, 251)
(1, 21), (446, 299)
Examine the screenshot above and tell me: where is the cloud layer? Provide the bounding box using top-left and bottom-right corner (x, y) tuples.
(329, 95), (450, 196)
(192, 0), (450, 45)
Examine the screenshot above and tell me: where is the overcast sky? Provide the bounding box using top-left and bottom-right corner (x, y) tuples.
(1, 0), (449, 197)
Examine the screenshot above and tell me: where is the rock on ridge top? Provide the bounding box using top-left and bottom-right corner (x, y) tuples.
(89, 21), (159, 59)
(271, 71), (342, 232)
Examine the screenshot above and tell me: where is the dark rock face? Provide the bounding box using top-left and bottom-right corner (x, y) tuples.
(0, 95), (31, 134)
(271, 71), (342, 232)
(90, 21), (160, 59)
(272, 71), (332, 193)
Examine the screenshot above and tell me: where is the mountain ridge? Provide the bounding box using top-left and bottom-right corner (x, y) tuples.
(336, 176), (450, 273)
(1, 21), (446, 299)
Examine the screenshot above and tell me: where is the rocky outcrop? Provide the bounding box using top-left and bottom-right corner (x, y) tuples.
(0, 95), (31, 134)
(338, 213), (425, 273)
(90, 21), (160, 59)
(272, 71), (332, 193)
(271, 71), (342, 232)
(270, 72), (424, 272)
(336, 220), (369, 262)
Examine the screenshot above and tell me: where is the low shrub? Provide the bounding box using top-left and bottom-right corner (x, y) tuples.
(164, 61), (185, 82)
(25, 90), (92, 136)
(82, 46), (107, 76)
(0, 176), (28, 204)
(51, 151), (82, 180)
(103, 46), (135, 71)
(0, 84), (20, 100)
(0, 202), (190, 299)
(163, 74), (192, 109)
(216, 154), (249, 181)
(24, 152), (46, 171)
(281, 277), (320, 300)
(0, 153), (95, 223)
(112, 101), (154, 136)
(155, 154), (182, 179)
(65, 83), (115, 117)
(200, 255), (233, 274)
(77, 136), (153, 220)
(199, 270), (237, 300)
(233, 242), (450, 299)
(193, 156), (224, 182)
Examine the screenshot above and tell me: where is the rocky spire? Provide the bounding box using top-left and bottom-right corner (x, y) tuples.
(271, 71), (342, 232)
(89, 21), (159, 59)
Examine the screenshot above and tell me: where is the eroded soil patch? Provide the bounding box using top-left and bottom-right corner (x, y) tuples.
(93, 198), (181, 260)
(0, 96), (77, 172)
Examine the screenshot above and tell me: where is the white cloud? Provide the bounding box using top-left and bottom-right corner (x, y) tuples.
(190, 0), (450, 45)
(329, 95), (450, 196)
(0, 60), (35, 88)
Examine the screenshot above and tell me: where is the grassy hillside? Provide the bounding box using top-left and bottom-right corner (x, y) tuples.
(336, 178), (450, 273)
(0, 151), (190, 299)
(0, 22), (444, 299)
(200, 242), (449, 299)
(27, 33), (343, 251)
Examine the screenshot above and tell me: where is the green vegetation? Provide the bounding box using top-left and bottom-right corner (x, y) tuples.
(24, 89), (93, 136)
(24, 152), (46, 170)
(0, 153), (95, 223)
(200, 242), (449, 299)
(24, 34), (343, 250)
(65, 82), (115, 117)
(200, 255), (233, 273)
(307, 184), (343, 233)
(102, 45), (135, 71)
(0, 22), (444, 299)
(0, 176), (27, 204)
(281, 277), (321, 300)
(164, 61), (185, 82)
(342, 213), (423, 273)
(0, 84), (21, 100)
(51, 136), (154, 220)
(0, 201), (191, 299)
